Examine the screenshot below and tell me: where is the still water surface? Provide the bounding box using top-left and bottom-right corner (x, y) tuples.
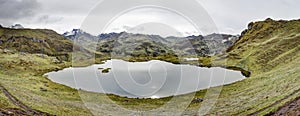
(46, 59), (245, 98)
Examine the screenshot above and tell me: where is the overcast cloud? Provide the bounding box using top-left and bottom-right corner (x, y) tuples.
(0, 0), (39, 24)
(0, 0), (299, 36)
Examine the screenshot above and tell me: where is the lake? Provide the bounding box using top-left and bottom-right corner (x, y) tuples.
(45, 59), (245, 98)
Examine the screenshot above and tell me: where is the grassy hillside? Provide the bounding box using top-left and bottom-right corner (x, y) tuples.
(0, 28), (74, 54)
(203, 18), (300, 115)
(0, 27), (77, 62)
(226, 18), (300, 73)
(0, 50), (94, 115)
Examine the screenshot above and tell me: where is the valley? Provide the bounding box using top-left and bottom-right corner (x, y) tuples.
(0, 18), (299, 115)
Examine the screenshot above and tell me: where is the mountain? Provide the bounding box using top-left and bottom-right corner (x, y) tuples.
(226, 18), (300, 72)
(203, 18), (300, 115)
(63, 30), (238, 57)
(0, 27), (77, 61)
(10, 24), (24, 29)
(62, 29), (98, 41)
(96, 32), (172, 57)
(168, 33), (238, 56)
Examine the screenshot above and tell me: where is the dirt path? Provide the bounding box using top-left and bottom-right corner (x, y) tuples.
(249, 88), (300, 116)
(0, 85), (52, 116)
(266, 96), (300, 116)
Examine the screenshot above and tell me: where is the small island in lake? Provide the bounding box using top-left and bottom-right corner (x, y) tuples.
(100, 68), (111, 73)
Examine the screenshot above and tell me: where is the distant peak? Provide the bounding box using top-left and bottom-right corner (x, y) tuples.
(62, 29), (83, 37)
(10, 24), (24, 29)
(72, 29), (82, 33)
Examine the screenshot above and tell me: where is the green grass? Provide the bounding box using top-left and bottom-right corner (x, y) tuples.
(206, 56), (300, 115)
(0, 51), (92, 115)
(0, 28), (74, 56)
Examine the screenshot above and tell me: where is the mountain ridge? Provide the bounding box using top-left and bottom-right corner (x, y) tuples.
(63, 29), (239, 57)
(225, 18), (300, 72)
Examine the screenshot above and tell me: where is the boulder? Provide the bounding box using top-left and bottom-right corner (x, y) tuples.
(192, 98), (204, 103)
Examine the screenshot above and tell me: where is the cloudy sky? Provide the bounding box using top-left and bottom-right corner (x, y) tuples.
(0, 0), (299, 36)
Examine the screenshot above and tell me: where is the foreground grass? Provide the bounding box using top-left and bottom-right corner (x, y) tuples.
(206, 56), (300, 115)
(0, 51), (93, 115)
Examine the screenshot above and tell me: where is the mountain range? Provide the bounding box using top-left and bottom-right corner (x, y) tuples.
(63, 29), (238, 57)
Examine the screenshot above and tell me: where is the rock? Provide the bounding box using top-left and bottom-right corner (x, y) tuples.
(192, 98), (204, 103)
(40, 87), (47, 92)
(101, 68), (111, 73)
(248, 22), (254, 29)
(7, 111), (13, 114)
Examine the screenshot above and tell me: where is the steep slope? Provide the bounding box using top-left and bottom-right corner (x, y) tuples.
(203, 18), (300, 115)
(0, 27), (81, 62)
(0, 27), (74, 56)
(226, 18), (300, 73)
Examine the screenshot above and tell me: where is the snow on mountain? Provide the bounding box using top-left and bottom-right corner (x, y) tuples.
(62, 29), (82, 37)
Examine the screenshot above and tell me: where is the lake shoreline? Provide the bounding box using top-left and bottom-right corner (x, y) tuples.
(46, 58), (246, 99)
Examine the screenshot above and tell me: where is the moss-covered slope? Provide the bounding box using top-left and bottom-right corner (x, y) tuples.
(226, 18), (300, 73)
(0, 28), (74, 56)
